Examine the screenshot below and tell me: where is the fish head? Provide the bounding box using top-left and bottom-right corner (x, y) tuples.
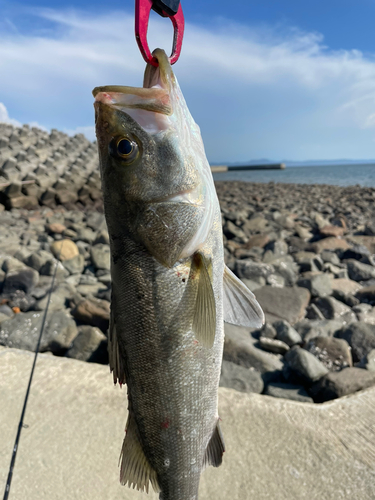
(93, 49), (217, 267)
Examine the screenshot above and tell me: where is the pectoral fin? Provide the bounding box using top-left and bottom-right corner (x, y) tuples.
(191, 253), (216, 348)
(203, 420), (225, 469)
(223, 265), (264, 328)
(120, 412), (160, 494)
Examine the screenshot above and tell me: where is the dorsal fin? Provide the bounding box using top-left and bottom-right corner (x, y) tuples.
(120, 412), (160, 493)
(223, 265), (264, 328)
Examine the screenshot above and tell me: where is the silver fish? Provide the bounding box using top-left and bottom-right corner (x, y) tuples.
(93, 48), (264, 500)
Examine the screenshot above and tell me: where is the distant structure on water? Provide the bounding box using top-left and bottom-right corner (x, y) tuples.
(211, 163), (285, 173)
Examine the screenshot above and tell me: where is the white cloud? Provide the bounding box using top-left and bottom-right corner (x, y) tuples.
(0, 102), (21, 126)
(0, 7), (375, 160)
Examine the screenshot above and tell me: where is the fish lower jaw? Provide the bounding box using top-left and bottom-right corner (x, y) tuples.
(154, 190), (204, 206)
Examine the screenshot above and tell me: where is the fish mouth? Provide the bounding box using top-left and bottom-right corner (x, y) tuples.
(152, 190), (203, 206)
(92, 49), (173, 116)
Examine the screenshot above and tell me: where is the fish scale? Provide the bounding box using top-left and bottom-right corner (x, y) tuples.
(112, 228), (224, 499)
(93, 48), (264, 499)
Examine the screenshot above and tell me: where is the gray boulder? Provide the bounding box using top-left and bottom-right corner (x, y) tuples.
(2, 267), (39, 294)
(311, 367), (375, 402)
(314, 296), (356, 322)
(331, 278), (362, 295)
(93, 230), (110, 245)
(90, 244), (111, 271)
(294, 319), (345, 342)
(321, 250), (341, 265)
(71, 297), (110, 332)
(25, 250), (52, 272)
(253, 286), (310, 325)
(63, 254), (85, 275)
(223, 220), (246, 240)
(356, 286), (375, 305)
(223, 323), (283, 374)
(305, 337), (352, 371)
(273, 320), (302, 346)
(258, 322), (277, 339)
(220, 360), (264, 394)
(75, 227), (97, 244)
(65, 325), (108, 363)
(335, 322), (375, 362)
(264, 382), (313, 403)
(2, 256), (26, 273)
(34, 283), (75, 312)
(0, 310), (78, 353)
(242, 216), (268, 233)
(284, 347), (329, 383)
(271, 258), (299, 286)
(235, 261), (274, 281)
(357, 349), (375, 372)
(346, 259), (375, 282)
(297, 272), (332, 298)
(39, 258), (70, 279)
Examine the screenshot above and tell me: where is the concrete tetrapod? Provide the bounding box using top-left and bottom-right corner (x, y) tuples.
(0, 346), (374, 500)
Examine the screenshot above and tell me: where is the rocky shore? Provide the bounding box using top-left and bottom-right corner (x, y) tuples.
(0, 123), (375, 404)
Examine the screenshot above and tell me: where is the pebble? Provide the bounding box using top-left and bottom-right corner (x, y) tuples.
(259, 336), (290, 355)
(50, 239), (80, 261)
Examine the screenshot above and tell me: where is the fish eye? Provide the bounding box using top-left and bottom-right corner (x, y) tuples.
(109, 136), (139, 163)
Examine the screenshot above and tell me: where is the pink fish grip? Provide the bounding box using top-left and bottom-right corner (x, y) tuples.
(135, 0), (185, 66)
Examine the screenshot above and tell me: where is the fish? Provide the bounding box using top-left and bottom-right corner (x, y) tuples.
(93, 48), (264, 500)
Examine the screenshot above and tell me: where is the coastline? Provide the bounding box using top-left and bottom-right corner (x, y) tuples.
(213, 163), (375, 187)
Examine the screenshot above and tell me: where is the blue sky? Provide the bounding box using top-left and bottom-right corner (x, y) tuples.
(1, 1), (375, 163)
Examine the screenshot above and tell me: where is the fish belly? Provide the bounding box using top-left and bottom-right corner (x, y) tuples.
(111, 237), (224, 499)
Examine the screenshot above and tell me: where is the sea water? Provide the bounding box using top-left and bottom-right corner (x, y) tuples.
(212, 164), (375, 187)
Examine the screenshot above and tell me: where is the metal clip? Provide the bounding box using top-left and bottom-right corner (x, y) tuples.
(135, 0), (185, 67)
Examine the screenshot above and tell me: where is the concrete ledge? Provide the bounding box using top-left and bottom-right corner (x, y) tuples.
(1, 347), (374, 499)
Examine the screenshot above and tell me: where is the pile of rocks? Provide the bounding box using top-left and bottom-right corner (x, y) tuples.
(0, 123), (101, 210)
(0, 208), (110, 364)
(0, 123), (375, 404)
(217, 180), (375, 403)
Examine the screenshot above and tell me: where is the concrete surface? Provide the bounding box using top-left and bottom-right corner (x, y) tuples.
(1, 346), (375, 499)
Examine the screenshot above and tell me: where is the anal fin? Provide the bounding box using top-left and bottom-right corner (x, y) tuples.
(120, 412), (160, 493)
(203, 420), (225, 469)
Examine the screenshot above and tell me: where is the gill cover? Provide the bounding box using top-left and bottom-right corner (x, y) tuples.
(93, 49), (217, 268)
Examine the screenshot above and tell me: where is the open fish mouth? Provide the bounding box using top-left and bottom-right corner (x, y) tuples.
(93, 49), (175, 134)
